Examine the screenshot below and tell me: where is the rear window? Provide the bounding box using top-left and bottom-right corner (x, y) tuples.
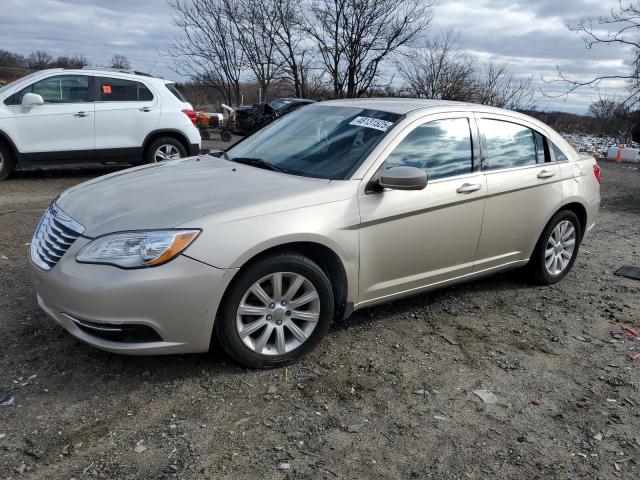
(96, 77), (153, 102)
(165, 83), (187, 102)
(481, 119), (537, 171)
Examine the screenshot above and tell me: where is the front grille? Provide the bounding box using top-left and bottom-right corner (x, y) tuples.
(31, 203), (85, 271)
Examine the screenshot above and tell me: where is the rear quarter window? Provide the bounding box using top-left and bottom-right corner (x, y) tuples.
(165, 83), (187, 102)
(552, 144), (569, 162)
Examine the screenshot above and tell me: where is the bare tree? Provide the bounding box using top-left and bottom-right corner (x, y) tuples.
(52, 55), (89, 68)
(549, 1), (640, 106)
(475, 59), (535, 110)
(588, 96), (636, 139)
(110, 54), (131, 70)
(398, 30), (475, 101)
(267, 0), (312, 97)
(169, 0), (244, 106)
(27, 51), (53, 69)
(307, 0), (436, 98)
(224, 0), (284, 99)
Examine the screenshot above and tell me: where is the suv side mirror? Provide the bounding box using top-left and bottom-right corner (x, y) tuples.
(22, 93), (44, 107)
(378, 166), (428, 191)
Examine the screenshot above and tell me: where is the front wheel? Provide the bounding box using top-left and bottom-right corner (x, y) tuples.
(215, 254), (334, 368)
(529, 210), (582, 284)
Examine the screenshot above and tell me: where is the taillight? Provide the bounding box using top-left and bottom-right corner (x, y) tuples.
(593, 163), (602, 183)
(182, 109), (197, 127)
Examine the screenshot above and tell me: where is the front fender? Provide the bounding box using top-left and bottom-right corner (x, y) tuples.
(180, 196), (361, 304)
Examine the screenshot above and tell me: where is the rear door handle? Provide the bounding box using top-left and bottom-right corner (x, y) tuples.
(140, 107), (153, 112)
(74, 111), (89, 117)
(456, 183), (482, 194)
(537, 170), (555, 179)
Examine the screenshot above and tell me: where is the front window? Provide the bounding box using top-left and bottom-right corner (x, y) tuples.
(6, 75), (89, 105)
(385, 118), (474, 180)
(225, 105), (401, 179)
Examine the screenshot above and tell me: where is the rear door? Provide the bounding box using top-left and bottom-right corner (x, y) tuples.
(93, 76), (160, 158)
(358, 113), (487, 304)
(8, 74), (95, 159)
(473, 114), (563, 271)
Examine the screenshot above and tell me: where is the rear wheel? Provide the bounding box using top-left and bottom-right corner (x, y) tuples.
(0, 142), (15, 181)
(215, 253), (334, 368)
(145, 137), (187, 164)
(529, 210), (582, 284)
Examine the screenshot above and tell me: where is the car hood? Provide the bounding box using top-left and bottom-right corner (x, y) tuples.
(56, 156), (332, 237)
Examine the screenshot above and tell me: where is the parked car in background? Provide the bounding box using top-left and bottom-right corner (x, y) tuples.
(233, 97), (316, 136)
(30, 99), (600, 368)
(0, 68), (201, 180)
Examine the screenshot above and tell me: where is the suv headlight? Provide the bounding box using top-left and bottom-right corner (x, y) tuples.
(76, 230), (200, 268)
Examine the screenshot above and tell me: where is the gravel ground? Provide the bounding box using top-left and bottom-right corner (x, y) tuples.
(0, 160), (639, 479)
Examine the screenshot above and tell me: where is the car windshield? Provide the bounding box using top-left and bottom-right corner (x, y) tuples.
(225, 105), (401, 179)
(0, 71), (42, 95)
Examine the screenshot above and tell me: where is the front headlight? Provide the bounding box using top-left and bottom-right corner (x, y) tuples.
(76, 229), (200, 268)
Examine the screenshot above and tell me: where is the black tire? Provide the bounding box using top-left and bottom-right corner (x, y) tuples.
(144, 137), (187, 164)
(221, 130), (233, 142)
(0, 142), (15, 181)
(215, 253), (334, 369)
(529, 210), (582, 285)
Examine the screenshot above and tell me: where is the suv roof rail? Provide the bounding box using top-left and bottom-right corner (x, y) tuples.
(64, 67), (158, 78)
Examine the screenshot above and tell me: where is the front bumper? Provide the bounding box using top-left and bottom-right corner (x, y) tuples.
(31, 238), (237, 355)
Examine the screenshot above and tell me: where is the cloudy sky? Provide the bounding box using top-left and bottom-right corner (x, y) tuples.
(0, 0), (630, 113)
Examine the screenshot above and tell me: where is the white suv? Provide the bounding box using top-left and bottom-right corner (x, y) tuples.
(0, 68), (201, 180)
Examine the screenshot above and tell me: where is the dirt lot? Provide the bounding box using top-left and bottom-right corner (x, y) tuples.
(1, 161), (639, 479)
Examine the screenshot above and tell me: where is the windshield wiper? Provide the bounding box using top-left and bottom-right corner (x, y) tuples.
(229, 157), (290, 174)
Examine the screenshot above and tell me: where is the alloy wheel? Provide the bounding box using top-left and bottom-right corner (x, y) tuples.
(154, 144), (181, 162)
(545, 219), (576, 275)
(236, 272), (320, 356)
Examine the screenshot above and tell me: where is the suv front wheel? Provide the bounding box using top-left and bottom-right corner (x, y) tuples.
(0, 142), (15, 181)
(146, 137), (187, 163)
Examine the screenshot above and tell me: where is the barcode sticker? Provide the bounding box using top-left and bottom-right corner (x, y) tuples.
(349, 116), (394, 132)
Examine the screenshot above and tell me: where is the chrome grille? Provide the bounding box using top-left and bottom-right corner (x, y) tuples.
(31, 203), (85, 271)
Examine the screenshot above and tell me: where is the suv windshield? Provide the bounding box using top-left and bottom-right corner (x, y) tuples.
(0, 71), (42, 96)
(225, 105), (401, 179)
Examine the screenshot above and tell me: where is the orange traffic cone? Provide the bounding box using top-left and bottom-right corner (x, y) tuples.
(615, 148), (623, 163)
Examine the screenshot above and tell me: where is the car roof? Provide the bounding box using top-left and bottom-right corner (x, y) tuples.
(32, 68), (172, 83)
(316, 97), (544, 116)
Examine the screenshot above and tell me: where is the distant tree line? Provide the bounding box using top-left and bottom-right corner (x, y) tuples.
(168, 0), (537, 111)
(0, 50), (133, 79)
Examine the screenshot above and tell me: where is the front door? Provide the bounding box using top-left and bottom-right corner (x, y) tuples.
(358, 114), (487, 305)
(9, 74), (95, 159)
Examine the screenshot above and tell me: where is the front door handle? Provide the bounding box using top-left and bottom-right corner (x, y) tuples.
(140, 107), (153, 112)
(456, 183), (482, 194)
(74, 111), (89, 117)
(537, 170), (555, 179)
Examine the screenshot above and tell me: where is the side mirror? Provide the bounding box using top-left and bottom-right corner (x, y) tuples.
(22, 93), (44, 107)
(378, 166), (428, 191)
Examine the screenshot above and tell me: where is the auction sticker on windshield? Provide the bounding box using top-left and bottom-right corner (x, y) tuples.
(349, 116), (394, 132)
